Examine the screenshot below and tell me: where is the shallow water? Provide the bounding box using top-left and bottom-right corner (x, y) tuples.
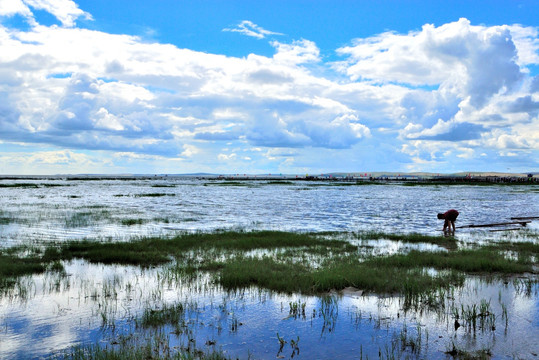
(0, 178), (538, 359)
(0, 260), (538, 359)
(1, 178), (538, 247)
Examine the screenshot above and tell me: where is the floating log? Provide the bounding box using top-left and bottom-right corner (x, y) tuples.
(510, 216), (539, 220)
(456, 221), (531, 229)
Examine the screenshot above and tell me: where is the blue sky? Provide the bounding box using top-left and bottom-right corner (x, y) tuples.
(0, 0), (538, 175)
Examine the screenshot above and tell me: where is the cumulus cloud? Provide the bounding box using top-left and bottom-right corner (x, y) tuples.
(0, 8), (538, 173)
(0, 0), (91, 27)
(223, 20), (282, 39)
(271, 39), (320, 64)
(337, 18), (524, 107)
(402, 119), (485, 141)
(0, 0), (32, 18)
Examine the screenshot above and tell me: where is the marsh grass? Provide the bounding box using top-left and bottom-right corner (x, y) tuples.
(65, 210), (111, 227)
(139, 302), (186, 328)
(0, 215), (14, 224)
(0, 183), (39, 188)
(134, 193), (176, 197)
(1, 231), (537, 300)
(63, 331), (230, 360)
(203, 181), (254, 187)
(121, 218), (146, 226)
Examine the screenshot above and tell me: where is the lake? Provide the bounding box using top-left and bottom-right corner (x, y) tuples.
(0, 178), (538, 359)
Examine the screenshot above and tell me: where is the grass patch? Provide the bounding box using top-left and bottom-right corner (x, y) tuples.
(138, 302), (185, 328)
(203, 181), (254, 187)
(217, 253), (466, 295)
(0, 183), (39, 188)
(1, 230), (537, 299)
(0, 216), (13, 225)
(134, 193), (176, 197)
(368, 248), (532, 274)
(487, 241), (539, 255)
(121, 218), (146, 226)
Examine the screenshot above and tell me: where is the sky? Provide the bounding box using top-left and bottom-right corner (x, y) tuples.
(0, 0), (538, 175)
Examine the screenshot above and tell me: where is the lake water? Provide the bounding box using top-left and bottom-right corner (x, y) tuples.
(0, 178), (538, 359)
(1, 178), (538, 247)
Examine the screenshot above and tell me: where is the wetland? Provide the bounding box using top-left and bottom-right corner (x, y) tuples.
(0, 177), (538, 359)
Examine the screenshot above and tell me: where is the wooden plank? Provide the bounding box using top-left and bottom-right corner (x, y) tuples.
(456, 221), (530, 229)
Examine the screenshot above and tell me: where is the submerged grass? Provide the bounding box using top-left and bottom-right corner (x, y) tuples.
(63, 331), (230, 360)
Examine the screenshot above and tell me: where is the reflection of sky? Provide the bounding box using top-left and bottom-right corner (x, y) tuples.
(1, 179), (538, 247)
(0, 261), (538, 359)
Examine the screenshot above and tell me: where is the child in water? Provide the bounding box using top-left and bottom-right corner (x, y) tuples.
(438, 209), (459, 233)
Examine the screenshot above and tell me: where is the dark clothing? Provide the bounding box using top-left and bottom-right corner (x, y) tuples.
(444, 209), (459, 221)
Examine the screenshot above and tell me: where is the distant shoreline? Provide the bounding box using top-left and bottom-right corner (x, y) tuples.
(1, 173), (538, 184)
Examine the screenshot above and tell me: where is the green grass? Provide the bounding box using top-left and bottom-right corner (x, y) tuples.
(134, 193), (176, 197)
(121, 218), (146, 226)
(217, 253), (466, 295)
(0, 253), (46, 278)
(51, 231), (354, 267)
(486, 241), (539, 255)
(0, 183), (39, 188)
(0, 216), (13, 225)
(1, 230), (537, 299)
(368, 248), (532, 273)
(138, 302), (185, 328)
(203, 181), (252, 186)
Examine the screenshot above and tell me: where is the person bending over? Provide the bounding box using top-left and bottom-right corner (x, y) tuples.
(438, 209), (459, 233)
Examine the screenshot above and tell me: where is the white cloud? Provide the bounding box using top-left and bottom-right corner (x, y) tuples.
(223, 20), (282, 39)
(337, 18), (524, 107)
(272, 39), (320, 64)
(0, 11), (538, 174)
(0, 0), (32, 17)
(0, 0), (91, 27)
(218, 153), (236, 161)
